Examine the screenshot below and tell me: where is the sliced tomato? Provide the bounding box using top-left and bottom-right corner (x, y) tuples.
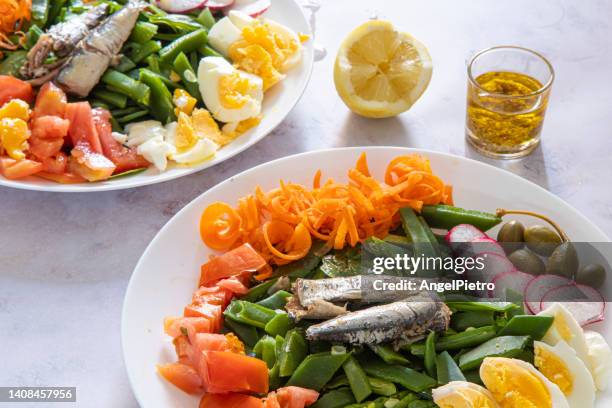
(264, 395), (282, 408)
(1, 159), (43, 179)
(276, 387), (320, 408)
(41, 153), (68, 174)
(65, 102), (103, 154)
(34, 82), (67, 118)
(200, 393), (264, 408)
(184, 302), (223, 333)
(216, 276), (249, 295)
(173, 335), (197, 366)
(36, 171), (86, 184)
(31, 115), (70, 140)
(164, 316), (212, 339)
(158, 363), (202, 395)
(92, 108), (150, 173)
(199, 351), (269, 394)
(69, 146), (116, 182)
(199, 244), (267, 286)
(29, 137), (64, 159)
(0, 75), (34, 106)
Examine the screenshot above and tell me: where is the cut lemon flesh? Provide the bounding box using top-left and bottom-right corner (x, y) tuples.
(334, 20), (432, 118)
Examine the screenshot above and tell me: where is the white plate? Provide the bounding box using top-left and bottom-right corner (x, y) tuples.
(122, 147), (612, 407)
(0, 0), (314, 193)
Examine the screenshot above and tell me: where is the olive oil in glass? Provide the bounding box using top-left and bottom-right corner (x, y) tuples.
(466, 47), (554, 159)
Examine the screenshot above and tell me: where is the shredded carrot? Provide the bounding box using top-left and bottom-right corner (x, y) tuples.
(0, 0), (31, 53)
(199, 153), (453, 264)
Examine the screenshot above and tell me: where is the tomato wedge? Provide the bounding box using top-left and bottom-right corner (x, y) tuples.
(92, 108), (149, 173)
(199, 351), (269, 394)
(216, 277), (249, 295)
(31, 115), (70, 140)
(164, 316), (212, 339)
(200, 393), (263, 408)
(158, 363), (202, 394)
(33, 82), (67, 118)
(276, 387), (320, 408)
(0, 75), (33, 106)
(199, 244), (267, 286)
(65, 102), (103, 154)
(1, 159), (43, 179)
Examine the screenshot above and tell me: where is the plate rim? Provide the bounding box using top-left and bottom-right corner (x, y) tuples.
(0, 0), (314, 193)
(121, 145), (611, 407)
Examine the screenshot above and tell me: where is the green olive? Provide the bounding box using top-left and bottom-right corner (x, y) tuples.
(524, 225), (562, 256)
(575, 264), (606, 288)
(508, 248), (545, 276)
(546, 243), (578, 279)
(497, 220), (525, 254)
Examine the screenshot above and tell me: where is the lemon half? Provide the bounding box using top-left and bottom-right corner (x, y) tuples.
(334, 20), (432, 118)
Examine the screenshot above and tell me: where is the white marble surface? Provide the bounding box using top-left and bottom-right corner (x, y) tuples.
(1, 0), (611, 406)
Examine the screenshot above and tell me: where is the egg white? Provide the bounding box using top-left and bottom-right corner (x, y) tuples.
(584, 330), (612, 391)
(534, 340), (595, 408)
(207, 16), (243, 57)
(432, 381), (500, 407)
(197, 56), (263, 123)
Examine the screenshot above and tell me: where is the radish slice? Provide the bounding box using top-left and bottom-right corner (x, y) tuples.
(470, 237), (506, 258)
(524, 274), (573, 314)
(490, 270), (534, 299)
(540, 284), (605, 326)
(226, 0), (271, 17)
(468, 252), (516, 284)
(445, 224), (487, 243)
(157, 0), (208, 13)
(207, 0), (234, 9)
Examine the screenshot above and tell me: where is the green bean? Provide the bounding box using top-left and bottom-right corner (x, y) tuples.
(224, 300), (276, 329)
(114, 55), (137, 73)
(117, 110), (149, 124)
(110, 115), (122, 132)
(145, 54), (161, 74)
(411, 326), (498, 355)
(224, 317), (259, 348)
(392, 393), (420, 408)
(199, 44), (223, 57)
(451, 311), (495, 331)
(111, 107), (141, 118)
(264, 311), (293, 337)
(139, 69), (176, 124)
(128, 40), (162, 64)
(196, 8), (216, 29)
(458, 335), (531, 370)
(343, 356), (372, 402)
(253, 335), (277, 368)
(446, 301), (518, 313)
(498, 315), (553, 340)
(400, 207), (439, 277)
(189, 51), (199, 73)
(505, 288), (525, 317)
(369, 377), (396, 396)
(91, 100), (111, 110)
(312, 388), (355, 408)
(242, 278), (279, 302)
(436, 351), (465, 384)
(101, 69), (150, 105)
(173, 52), (202, 100)
(269, 362), (281, 391)
(278, 329), (308, 377)
(46, 0), (67, 27)
(93, 90), (128, 109)
(424, 331), (437, 377)
(257, 290), (292, 310)
(421, 205), (502, 231)
(383, 234), (412, 246)
(363, 236), (410, 259)
(108, 168), (147, 179)
(287, 351), (350, 391)
(418, 216), (442, 255)
(463, 369), (483, 385)
(359, 356), (437, 392)
(369, 344), (411, 365)
(130, 21), (158, 44)
(159, 28), (208, 64)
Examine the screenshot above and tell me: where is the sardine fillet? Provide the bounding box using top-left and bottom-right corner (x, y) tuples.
(306, 300), (451, 345)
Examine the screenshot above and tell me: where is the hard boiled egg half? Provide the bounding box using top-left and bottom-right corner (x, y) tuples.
(480, 357), (569, 408)
(166, 112), (218, 165)
(432, 381), (500, 407)
(197, 56), (263, 124)
(584, 330), (612, 391)
(208, 10), (305, 90)
(534, 340), (595, 408)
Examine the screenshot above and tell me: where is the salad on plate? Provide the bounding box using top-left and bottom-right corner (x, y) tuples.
(0, 0), (308, 183)
(156, 152), (612, 407)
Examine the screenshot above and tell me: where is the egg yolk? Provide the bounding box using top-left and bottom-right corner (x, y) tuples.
(228, 22), (299, 90)
(191, 109), (231, 147)
(0, 99), (30, 121)
(534, 346), (573, 395)
(436, 387), (498, 408)
(552, 312), (573, 342)
(175, 112), (199, 152)
(219, 72), (252, 109)
(480, 358), (552, 408)
(222, 116), (262, 140)
(0, 117), (30, 160)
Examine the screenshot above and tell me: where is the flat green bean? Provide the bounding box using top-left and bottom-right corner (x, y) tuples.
(128, 40), (162, 64)
(199, 44), (223, 57)
(257, 290), (292, 310)
(369, 344), (411, 365)
(287, 351), (350, 391)
(411, 326), (498, 355)
(241, 278), (279, 302)
(92, 90), (128, 109)
(173, 52), (202, 100)
(101, 69), (150, 105)
(264, 311), (293, 337)
(278, 329), (308, 377)
(224, 300), (276, 329)
(498, 315), (553, 341)
(368, 377), (396, 396)
(130, 21), (158, 44)
(458, 335), (531, 370)
(196, 8), (216, 29)
(253, 335), (277, 368)
(312, 388), (355, 408)
(451, 311), (495, 331)
(343, 356), (372, 402)
(359, 357), (437, 392)
(424, 331), (437, 377)
(159, 29), (208, 64)
(223, 317), (259, 348)
(139, 69), (176, 124)
(117, 110), (149, 124)
(436, 351), (466, 384)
